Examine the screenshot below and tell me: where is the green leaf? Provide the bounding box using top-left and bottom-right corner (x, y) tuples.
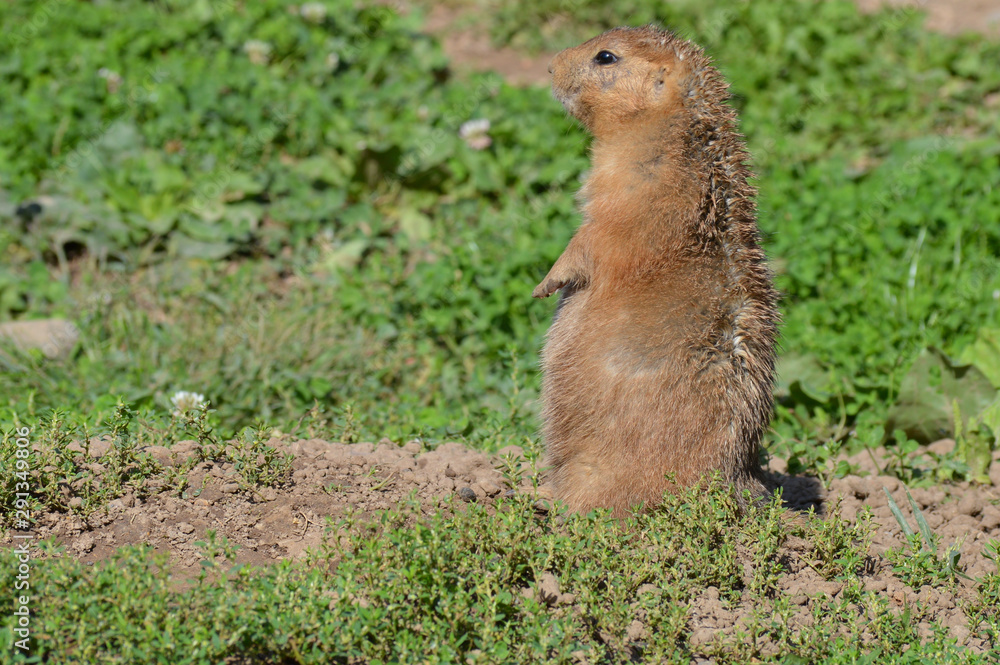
(964, 397), (999, 483)
(883, 489), (914, 538)
(979, 398), (1000, 436)
(905, 488), (934, 552)
(292, 154), (352, 187)
(774, 352), (832, 402)
(169, 235), (235, 260)
(886, 347), (998, 444)
(319, 239), (368, 270)
(397, 209), (432, 243)
(960, 328), (1000, 389)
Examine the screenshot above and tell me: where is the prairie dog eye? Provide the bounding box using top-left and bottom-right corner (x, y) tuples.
(594, 50), (618, 65)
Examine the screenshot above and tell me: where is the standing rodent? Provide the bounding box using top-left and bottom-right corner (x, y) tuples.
(534, 26), (779, 516)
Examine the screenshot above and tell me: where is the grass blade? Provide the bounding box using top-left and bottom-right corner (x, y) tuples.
(883, 488), (914, 538)
(905, 488), (935, 551)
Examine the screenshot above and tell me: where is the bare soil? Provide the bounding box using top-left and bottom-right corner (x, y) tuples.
(5, 435), (999, 655)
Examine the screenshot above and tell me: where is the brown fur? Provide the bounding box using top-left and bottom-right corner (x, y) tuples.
(534, 26), (780, 516)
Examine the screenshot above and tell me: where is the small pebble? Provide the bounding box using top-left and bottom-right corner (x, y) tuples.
(689, 628), (716, 647)
(456, 486), (477, 502)
(143, 445), (174, 467)
(537, 572), (560, 606)
(877, 476), (901, 493)
(475, 479), (501, 497)
(863, 578), (887, 592)
(926, 438), (955, 455)
(956, 494), (982, 517)
(980, 505), (1000, 530)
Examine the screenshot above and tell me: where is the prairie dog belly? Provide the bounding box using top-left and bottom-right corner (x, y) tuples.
(540, 288), (733, 512)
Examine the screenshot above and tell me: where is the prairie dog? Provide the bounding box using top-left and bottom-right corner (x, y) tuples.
(534, 26), (779, 516)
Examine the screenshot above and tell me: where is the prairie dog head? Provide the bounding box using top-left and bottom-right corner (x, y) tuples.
(549, 26), (691, 135)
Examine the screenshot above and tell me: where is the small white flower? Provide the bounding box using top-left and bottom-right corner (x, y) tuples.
(459, 118), (492, 150)
(300, 2), (327, 23)
(97, 68), (123, 94)
(171, 391), (207, 417)
(325, 52), (340, 71)
(243, 40), (272, 66)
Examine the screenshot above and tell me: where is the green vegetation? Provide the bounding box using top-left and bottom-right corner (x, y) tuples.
(1, 0), (1000, 661)
(883, 487), (970, 587)
(0, 403), (293, 519)
(1, 483), (996, 663)
(969, 540), (1000, 645)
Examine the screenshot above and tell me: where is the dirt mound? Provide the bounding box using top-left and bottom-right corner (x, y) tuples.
(17, 436), (521, 576)
(5, 436), (1000, 652)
